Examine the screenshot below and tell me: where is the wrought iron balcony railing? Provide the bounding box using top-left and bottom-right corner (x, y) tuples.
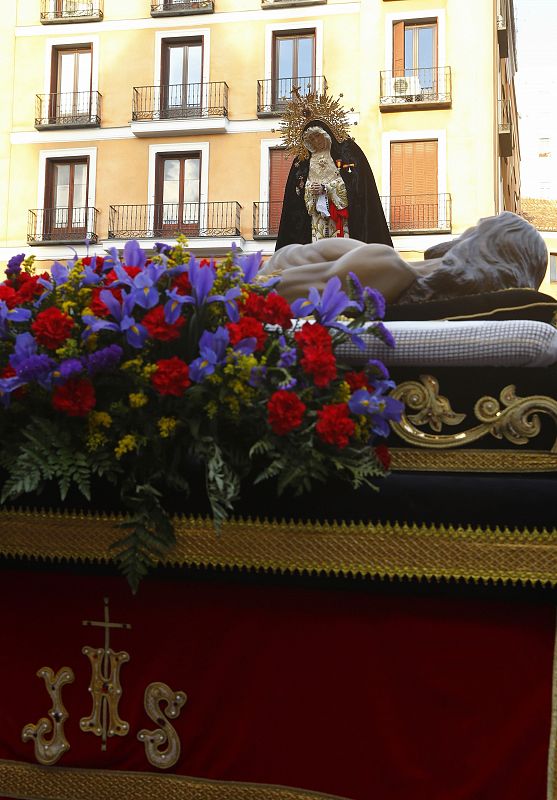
(151, 0), (214, 15)
(108, 203), (242, 239)
(257, 75), (327, 116)
(40, 0), (103, 23)
(380, 67), (452, 108)
(132, 83), (228, 121)
(498, 100), (513, 157)
(380, 194), (452, 233)
(35, 91), (101, 130)
(28, 208), (99, 244)
(253, 201), (284, 238)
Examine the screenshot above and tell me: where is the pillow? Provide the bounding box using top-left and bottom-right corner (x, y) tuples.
(384, 288), (557, 324)
(337, 319), (557, 368)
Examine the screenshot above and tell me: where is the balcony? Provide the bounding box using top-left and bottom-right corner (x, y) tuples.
(498, 101), (513, 157)
(253, 201), (283, 239)
(380, 194), (452, 234)
(497, 0), (509, 57)
(35, 91), (101, 130)
(28, 208), (99, 245)
(151, 0), (214, 16)
(261, 0), (326, 7)
(40, 0), (103, 23)
(257, 75), (327, 117)
(108, 203), (242, 240)
(380, 67), (452, 111)
(131, 83), (229, 136)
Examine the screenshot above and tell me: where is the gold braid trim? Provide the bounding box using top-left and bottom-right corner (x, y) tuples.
(389, 447), (557, 473)
(0, 759), (350, 800)
(2, 508), (557, 587)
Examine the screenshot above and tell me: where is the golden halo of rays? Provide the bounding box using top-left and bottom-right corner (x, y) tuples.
(279, 87), (353, 162)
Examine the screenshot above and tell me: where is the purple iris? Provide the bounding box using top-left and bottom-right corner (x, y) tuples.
(234, 248), (262, 283)
(82, 291), (147, 349)
(6, 254), (24, 277)
(165, 256), (241, 322)
(189, 327), (230, 382)
(347, 272), (386, 320)
(87, 344), (123, 375)
(82, 264), (101, 286)
(0, 301), (32, 337)
(123, 240), (146, 270)
(291, 276), (355, 325)
(154, 242), (173, 256)
(367, 359), (390, 380)
(110, 260), (165, 310)
(348, 389), (404, 437)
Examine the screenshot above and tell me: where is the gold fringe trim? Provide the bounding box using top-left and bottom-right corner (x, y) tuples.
(390, 448), (557, 472)
(0, 759), (350, 800)
(2, 508), (557, 587)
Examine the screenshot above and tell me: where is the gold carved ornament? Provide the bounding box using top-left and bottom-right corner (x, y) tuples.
(390, 374), (557, 451)
(279, 87), (353, 162)
(21, 667), (75, 766)
(138, 682), (187, 770)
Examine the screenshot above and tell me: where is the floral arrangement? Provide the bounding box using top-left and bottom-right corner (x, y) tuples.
(0, 240), (402, 589)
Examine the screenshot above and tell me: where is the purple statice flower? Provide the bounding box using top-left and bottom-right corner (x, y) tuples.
(249, 365), (267, 388)
(367, 359), (390, 380)
(6, 253), (24, 277)
(58, 358), (84, 380)
(278, 376), (297, 390)
(347, 272), (386, 320)
(277, 335), (297, 368)
(87, 344), (124, 375)
(372, 322), (396, 349)
(15, 354), (55, 386)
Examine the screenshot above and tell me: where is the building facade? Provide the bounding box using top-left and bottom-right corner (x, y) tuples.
(0, 0), (519, 267)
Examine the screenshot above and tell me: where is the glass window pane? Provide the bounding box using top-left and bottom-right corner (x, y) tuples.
(76, 52), (91, 98)
(418, 27), (434, 70)
(297, 37), (314, 82)
(54, 164), (70, 210)
(168, 46), (185, 87)
(404, 28), (414, 73)
(162, 159), (180, 222)
(277, 39), (294, 81)
(187, 45), (202, 85)
(73, 163), (87, 210)
(58, 52), (76, 96)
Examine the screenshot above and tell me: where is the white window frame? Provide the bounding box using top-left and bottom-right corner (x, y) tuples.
(43, 34), (99, 96)
(38, 146), (97, 210)
(154, 28), (210, 88)
(384, 9), (445, 73)
(264, 20), (323, 82)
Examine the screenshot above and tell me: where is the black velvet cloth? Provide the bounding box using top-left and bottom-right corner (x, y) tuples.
(275, 121), (393, 250)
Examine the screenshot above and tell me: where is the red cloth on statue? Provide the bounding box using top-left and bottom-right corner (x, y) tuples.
(0, 567), (554, 800)
(329, 202), (349, 237)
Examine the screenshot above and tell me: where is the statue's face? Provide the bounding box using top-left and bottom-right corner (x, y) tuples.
(302, 128), (330, 153)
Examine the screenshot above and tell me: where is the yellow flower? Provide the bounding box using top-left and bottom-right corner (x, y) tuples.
(122, 358), (143, 373)
(129, 392), (148, 408)
(143, 364), (157, 378)
(353, 415), (371, 442)
(157, 416), (178, 438)
(206, 401), (218, 419)
(334, 381), (351, 403)
(86, 432), (107, 451)
(89, 411), (112, 429)
(55, 339), (80, 359)
(115, 434), (138, 459)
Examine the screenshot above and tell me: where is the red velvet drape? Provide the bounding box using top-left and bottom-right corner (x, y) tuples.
(0, 568), (554, 799)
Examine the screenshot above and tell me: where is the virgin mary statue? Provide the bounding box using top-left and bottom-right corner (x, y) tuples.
(275, 90), (392, 250)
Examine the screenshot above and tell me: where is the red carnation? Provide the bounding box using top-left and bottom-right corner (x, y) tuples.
(0, 285), (17, 309)
(171, 272), (192, 296)
(267, 390), (306, 435)
(263, 293), (292, 328)
(143, 305), (185, 341)
(15, 273), (46, 303)
(295, 323), (331, 351)
(300, 346), (337, 387)
(316, 403), (355, 448)
(31, 306), (74, 350)
(90, 285), (122, 317)
(227, 317), (267, 351)
(345, 371), (372, 393)
(52, 378), (96, 417)
(151, 357), (190, 396)
(375, 444), (392, 471)
(241, 292), (266, 320)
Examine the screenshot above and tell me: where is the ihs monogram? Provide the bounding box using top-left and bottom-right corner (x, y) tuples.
(21, 597), (187, 770)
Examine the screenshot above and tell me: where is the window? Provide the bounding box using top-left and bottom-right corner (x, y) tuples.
(273, 30), (315, 106)
(155, 153), (201, 235)
(160, 38), (203, 116)
(51, 45), (92, 122)
(393, 19), (437, 91)
(390, 140), (438, 229)
(44, 158), (89, 239)
(268, 148), (291, 233)
(550, 254), (557, 282)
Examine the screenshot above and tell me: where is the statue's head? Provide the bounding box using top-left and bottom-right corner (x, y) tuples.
(302, 124), (332, 154)
(402, 212), (548, 303)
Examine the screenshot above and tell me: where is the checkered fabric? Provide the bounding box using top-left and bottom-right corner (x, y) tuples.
(336, 320), (557, 368)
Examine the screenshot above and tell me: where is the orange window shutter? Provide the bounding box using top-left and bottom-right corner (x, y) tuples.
(269, 148), (291, 231)
(390, 140), (438, 230)
(393, 21), (405, 77)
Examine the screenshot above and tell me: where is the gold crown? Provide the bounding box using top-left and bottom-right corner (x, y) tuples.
(279, 86), (353, 161)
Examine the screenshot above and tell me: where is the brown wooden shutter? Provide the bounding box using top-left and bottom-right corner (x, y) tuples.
(269, 148), (291, 232)
(393, 21), (405, 77)
(390, 140), (438, 229)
